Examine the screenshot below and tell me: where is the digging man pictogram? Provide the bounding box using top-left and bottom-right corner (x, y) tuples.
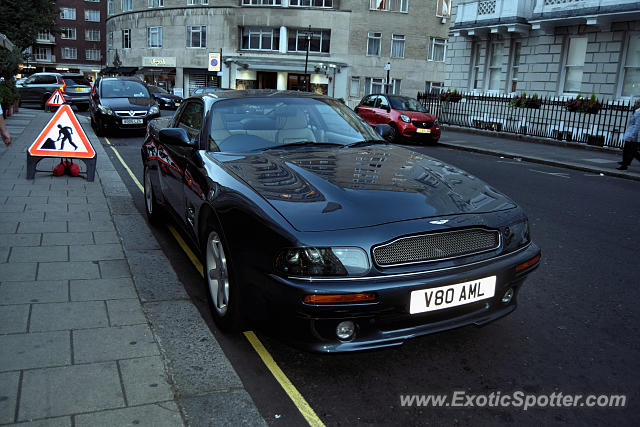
(56, 124), (78, 151)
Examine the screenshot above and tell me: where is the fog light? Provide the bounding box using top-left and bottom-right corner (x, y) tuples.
(501, 288), (514, 304)
(336, 321), (356, 341)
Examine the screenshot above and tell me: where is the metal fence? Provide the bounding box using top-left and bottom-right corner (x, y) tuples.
(417, 92), (635, 149)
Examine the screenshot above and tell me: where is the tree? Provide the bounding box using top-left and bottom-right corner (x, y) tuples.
(0, 0), (58, 52)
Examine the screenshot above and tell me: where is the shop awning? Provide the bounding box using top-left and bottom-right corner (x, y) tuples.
(138, 67), (176, 74)
(100, 66), (139, 75)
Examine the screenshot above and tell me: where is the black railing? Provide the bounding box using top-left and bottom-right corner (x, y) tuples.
(417, 92), (635, 149)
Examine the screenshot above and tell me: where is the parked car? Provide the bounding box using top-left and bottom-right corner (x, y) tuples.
(147, 84), (182, 109)
(141, 89), (540, 353)
(17, 73), (92, 111)
(355, 93), (441, 144)
(89, 77), (160, 136)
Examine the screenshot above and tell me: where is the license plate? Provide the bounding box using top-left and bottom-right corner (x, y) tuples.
(416, 128), (431, 134)
(409, 276), (496, 314)
(75, 88), (90, 93)
(122, 118), (143, 125)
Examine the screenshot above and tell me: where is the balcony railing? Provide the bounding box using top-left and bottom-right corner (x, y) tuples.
(417, 91), (635, 149)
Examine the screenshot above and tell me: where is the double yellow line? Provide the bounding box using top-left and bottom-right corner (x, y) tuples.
(104, 137), (324, 427)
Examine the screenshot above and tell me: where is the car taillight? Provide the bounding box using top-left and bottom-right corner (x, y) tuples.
(59, 80), (66, 93)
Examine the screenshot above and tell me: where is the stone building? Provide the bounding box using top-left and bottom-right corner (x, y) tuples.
(104, 0), (451, 105)
(445, 0), (640, 100)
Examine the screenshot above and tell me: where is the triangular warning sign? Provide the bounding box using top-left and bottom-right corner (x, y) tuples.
(46, 89), (65, 107)
(28, 105), (96, 158)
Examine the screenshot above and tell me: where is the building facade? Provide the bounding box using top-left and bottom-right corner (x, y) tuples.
(104, 0), (451, 105)
(23, 0), (107, 81)
(445, 0), (640, 101)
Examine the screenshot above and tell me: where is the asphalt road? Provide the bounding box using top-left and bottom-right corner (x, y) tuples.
(87, 112), (639, 426)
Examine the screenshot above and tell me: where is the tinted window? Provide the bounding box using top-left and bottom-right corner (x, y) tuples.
(148, 85), (169, 94)
(101, 80), (149, 98)
(177, 101), (204, 141)
(36, 75), (58, 84)
(378, 96), (389, 109)
(362, 96), (376, 107)
(62, 76), (91, 86)
(388, 96), (427, 112)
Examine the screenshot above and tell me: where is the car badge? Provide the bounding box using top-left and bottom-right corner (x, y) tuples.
(429, 219), (449, 225)
(129, 110), (135, 116)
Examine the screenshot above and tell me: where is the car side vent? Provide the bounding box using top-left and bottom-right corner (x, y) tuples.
(372, 228), (500, 267)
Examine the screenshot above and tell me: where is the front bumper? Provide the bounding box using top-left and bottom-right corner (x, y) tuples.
(256, 243), (540, 352)
(96, 111), (160, 131)
(399, 123), (441, 141)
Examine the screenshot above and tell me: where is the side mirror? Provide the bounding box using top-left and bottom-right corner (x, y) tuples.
(374, 124), (393, 140)
(158, 128), (195, 148)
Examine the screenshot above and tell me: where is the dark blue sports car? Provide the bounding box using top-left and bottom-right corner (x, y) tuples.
(141, 90), (540, 352)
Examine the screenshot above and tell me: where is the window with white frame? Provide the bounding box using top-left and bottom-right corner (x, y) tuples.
(149, 0), (164, 6)
(85, 10), (100, 21)
(36, 31), (52, 42)
(243, 0), (282, 5)
(187, 0), (208, 4)
(187, 26), (206, 48)
(86, 29), (101, 41)
(470, 42), (481, 90)
(62, 47), (77, 59)
(390, 79), (401, 94)
(367, 32), (382, 56)
(364, 77), (384, 95)
(370, 0), (408, 12)
(350, 77), (360, 97)
(122, 29), (131, 48)
(621, 34), (640, 97)
(509, 41), (521, 92)
(563, 37), (587, 93)
(60, 8), (76, 20)
(61, 28), (77, 40)
(108, 31), (113, 48)
(122, 0), (132, 11)
(148, 27), (162, 48)
(108, 0), (114, 15)
(391, 34), (405, 58)
(428, 37), (446, 61)
(241, 27), (279, 51)
(488, 41), (504, 91)
(290, 0), (333, 6)
(425, 81), (444, 93)
(288, 28), (331, 53)
(436, 0), (451, 17)
(86, 49), (101, 61)
(34, 47), (51, 61)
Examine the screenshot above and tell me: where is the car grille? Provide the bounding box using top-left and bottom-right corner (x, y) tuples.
(412, 120), (434, 128)
(372, 228), (500, 267)
(114, 110), (147, 117)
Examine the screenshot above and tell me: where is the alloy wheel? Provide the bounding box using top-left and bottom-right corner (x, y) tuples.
(206, 231), (230, 316)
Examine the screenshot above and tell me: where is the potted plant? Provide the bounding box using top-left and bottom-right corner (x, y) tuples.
(565, 94), (602, 114)
(0, 79), (18, 118)
(510, 92), (541, 109)
(440, 88), (462, 103)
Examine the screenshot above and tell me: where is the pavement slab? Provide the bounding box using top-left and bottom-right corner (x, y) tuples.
(0, 331), (70, 372)
(118, 356), (175, 406)
(0, 371), (19, 424)
(0, 280), (69, 305)
(74, 402), (183, 427)
(29, 301), (108, 332)
(73, 324), (159, 364)
(70, 277), (138, 301)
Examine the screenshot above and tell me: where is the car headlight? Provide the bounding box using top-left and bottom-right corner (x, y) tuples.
(400, 114), (411, 123)
(98, 104), (113, 115)
(275, 247), (370, 277)
(150, 105), (160, 115)
(503, 219), (530, 253)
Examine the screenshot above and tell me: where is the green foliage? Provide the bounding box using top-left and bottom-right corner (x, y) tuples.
(0, 46), (23, 80)
(0, 78), (18, 106)
(0, 0), (58, 51)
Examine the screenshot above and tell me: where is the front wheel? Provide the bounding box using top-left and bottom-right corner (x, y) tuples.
(387, 124), (399, 144)
(143, 166), (163, 225)
(203, 228), (242, 332)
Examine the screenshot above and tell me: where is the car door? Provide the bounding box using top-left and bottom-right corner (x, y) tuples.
(159, 100), (205, 228)
(355, 95), (376, 123)
(376, 95), (392, 124)
(19, 75), (40, 103)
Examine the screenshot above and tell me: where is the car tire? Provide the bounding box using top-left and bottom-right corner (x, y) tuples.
(92, 116), (105, 137)
(143, 166), (163, 226)
(41, 95), (50, 111)
(202, 226), (243, 332)
(387, 124), (400, 144)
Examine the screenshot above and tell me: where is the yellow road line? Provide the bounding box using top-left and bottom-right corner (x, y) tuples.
(105, 135), (324, 427)
(104, 137), (144, 192)
(244, 331), (326, 427)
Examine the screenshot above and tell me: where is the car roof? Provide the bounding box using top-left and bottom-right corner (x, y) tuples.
(192, 89), (331, 101)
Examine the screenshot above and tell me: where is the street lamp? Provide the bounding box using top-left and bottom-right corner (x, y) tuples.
(384, 62), (391, 93)
(302, 25), (312, 92)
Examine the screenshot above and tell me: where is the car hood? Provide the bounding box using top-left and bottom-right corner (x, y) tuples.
(211, 145), (516, 232)
(398, 110), (437, 121)
(99, 97), (153, 110)
(154, 93), (181, 101)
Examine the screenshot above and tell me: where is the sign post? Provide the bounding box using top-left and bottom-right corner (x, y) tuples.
(27, 104), (97, 181)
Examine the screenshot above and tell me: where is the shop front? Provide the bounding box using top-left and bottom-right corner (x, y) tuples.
(138, 57), (176, 91)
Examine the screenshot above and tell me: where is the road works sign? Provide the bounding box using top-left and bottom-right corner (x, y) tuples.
(28, 104), (95, 158)
(46, 89), (65, 107)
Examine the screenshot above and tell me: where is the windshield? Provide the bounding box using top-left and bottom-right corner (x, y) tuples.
(209, 97), (383, 153)
(101, 80), (150, 98)
(149, 85), (169, 94)
(388, 96), (427, 113)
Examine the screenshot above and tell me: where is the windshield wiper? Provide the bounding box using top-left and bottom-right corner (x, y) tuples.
(261, 141), (344, 151)
(344, 139), (384, 148)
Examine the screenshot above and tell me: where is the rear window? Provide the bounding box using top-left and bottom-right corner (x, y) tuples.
(63, 76), (91, 86)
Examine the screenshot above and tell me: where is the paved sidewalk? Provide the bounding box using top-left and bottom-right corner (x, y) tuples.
(0, 109), (265, 426)
(439, 127), (640, 182)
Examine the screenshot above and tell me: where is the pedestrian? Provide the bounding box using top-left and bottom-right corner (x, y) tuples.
(617, 100), (640, 170)
(0, 104), (12, 147)
(56, 124), (77, 150)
